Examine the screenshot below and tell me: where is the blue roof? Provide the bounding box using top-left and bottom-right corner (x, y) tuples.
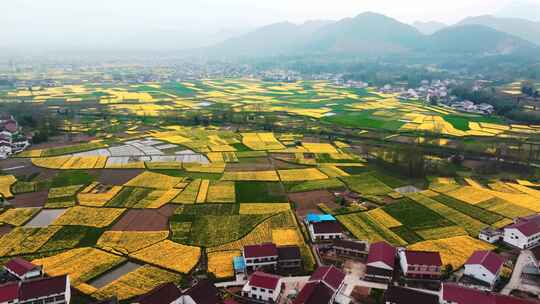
(306, 213), (336, 223)
(233, 256), (246, 270)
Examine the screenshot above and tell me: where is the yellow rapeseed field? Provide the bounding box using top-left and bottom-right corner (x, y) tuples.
(318, 165), (350, 178)
(195, 180), (210, 203)
(130, 240), (201, 274)
(97, 231), (169, 255)
(302, 143), (339, 154)
(207, 250), (240, 279)
(92, 265), (182, 301)
(33, 247), (126, 286)
(125, 171), (184, 189)
(407, 236), (495, 269)
(206, 181), (235, 203)
(48, 185), (84, 199)
(272, 228), (303, 246)
(239, 203), (291, 215)
(53, 206), (125, 228)
(278, 168), (328, 181)
(32, 156), (71, 169)
(78, 186), (123, 207)
(0, 226), (61, 256)
(0, 208), (40, 226)
(221, 170), (280, 181)
(365, 209), (402, 228)
(445, 186), (494, 205)
(0, 175), (17, 198)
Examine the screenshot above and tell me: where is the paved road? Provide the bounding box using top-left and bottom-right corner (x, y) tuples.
(501, 249), (540, 295)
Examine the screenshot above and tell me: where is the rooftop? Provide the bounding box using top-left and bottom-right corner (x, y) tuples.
(309, 266), (345, 291)
(244, 243), (278, 259)
(277, 245), (301, 261)
(292, 281), (334, 304)
(403, 250), (442, 267)
(465, 250), (504, 275)
(4, 258), (40, 277)
(248, 272), (281, 290)
(312, 221), (342, 234)
(306, 213), (336, 223)
(367, 241), (396, 268)
(384, 286), (439, 304)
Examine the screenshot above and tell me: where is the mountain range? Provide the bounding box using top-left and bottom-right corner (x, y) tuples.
(208, 12), (537, 59)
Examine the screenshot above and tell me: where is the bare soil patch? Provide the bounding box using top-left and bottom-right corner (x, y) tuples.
(9, 191), (48, 208)
(288, 190), (338, 216)
(95, 169), (144, 185)
(111, 204), (177, 231)
(0, 225), (13, 237)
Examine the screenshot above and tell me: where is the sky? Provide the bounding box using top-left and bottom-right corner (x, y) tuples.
(0, 0), (536, 51)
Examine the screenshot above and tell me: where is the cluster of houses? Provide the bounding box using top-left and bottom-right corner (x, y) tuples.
(0, 257), (71, 304)
(0, 114), (30, 159)
(480, 214), (540, 250)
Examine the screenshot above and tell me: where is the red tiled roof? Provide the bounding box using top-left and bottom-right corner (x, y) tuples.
(4, 257), (39, 277)
(443, 283), (537, 304)
(367, 241), (396, 268)
(19, 275), (67, 301)
(312, 221), (343, 234)
(507, 221), (540, 237)
(244, 243), (278, 258)
(292, 281), (334, 304)
(138, 283), (182, 304)
(0, 282), (19, 303)
(309, 266), (345, 291)
(465, 251), (504, 275)
(185, 279), (221, 304)
(404, 250), (442, 267)
(249, 272), (280, 290)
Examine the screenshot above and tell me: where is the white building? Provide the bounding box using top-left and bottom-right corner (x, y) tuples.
(308, 222), (343, 241)
(503, 215), (540, 249)
(3, 258), (43, 281)
(463, 250), (504, 288)
(242, 272), (282, 303)
(243, 243), (279, 270)
(478, 227), (502, 244)
(0, 275), (70, 304)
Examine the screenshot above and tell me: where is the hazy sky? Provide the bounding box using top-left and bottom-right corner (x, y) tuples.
(0, 0), (535, 51)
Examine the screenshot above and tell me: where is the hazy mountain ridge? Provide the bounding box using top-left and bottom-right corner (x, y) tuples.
(208, 12), (537, 58)
(412, 21), (447, 35)
(457, 15), (540, 45)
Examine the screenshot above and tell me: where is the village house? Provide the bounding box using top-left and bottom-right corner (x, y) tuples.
(365, 241), (396, 283)
(293, 266), (346, 304)
(503, 214), (540, 249)
(0, 274), (71, 304)
(383, 285), (439, 304)
(305, 214), (343, 241)
(398, 249), (442, 280)
(331, 240), (369, 260)
(478, 227), (503, 244)
(277, 246), (302, 270)
(243, 243), (279, 271)
(135, 279), (221, 304)
(441, 283), (537, 304)
(3, 258), (43, 281)
(0, 114), (30, 159)
(242, 272), (282, 303)
(463, 250), (504, 288)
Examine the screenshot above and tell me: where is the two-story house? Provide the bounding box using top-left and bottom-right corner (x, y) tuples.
(365, 241), (396, 283)
(503, 214), (540, 249)
(0, 275), (71, 304)
(242, 272), (282, 303)
(463, 250), (504, 288)
(332, 240), (369, 260)
(398, 249), (442, 280)
(293, 266), (346, 304)
(243, 243), (279, 271)
(3, 258), (43, 281)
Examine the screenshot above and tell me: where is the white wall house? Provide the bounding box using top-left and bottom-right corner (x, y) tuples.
(463, 250), (504, 288)
(243, 243), (279, 270)
(503, 224), (540, 249)
(242, 272), (282, 303)
(478, 228), (502, 244)
(308, 222), (343, 242)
